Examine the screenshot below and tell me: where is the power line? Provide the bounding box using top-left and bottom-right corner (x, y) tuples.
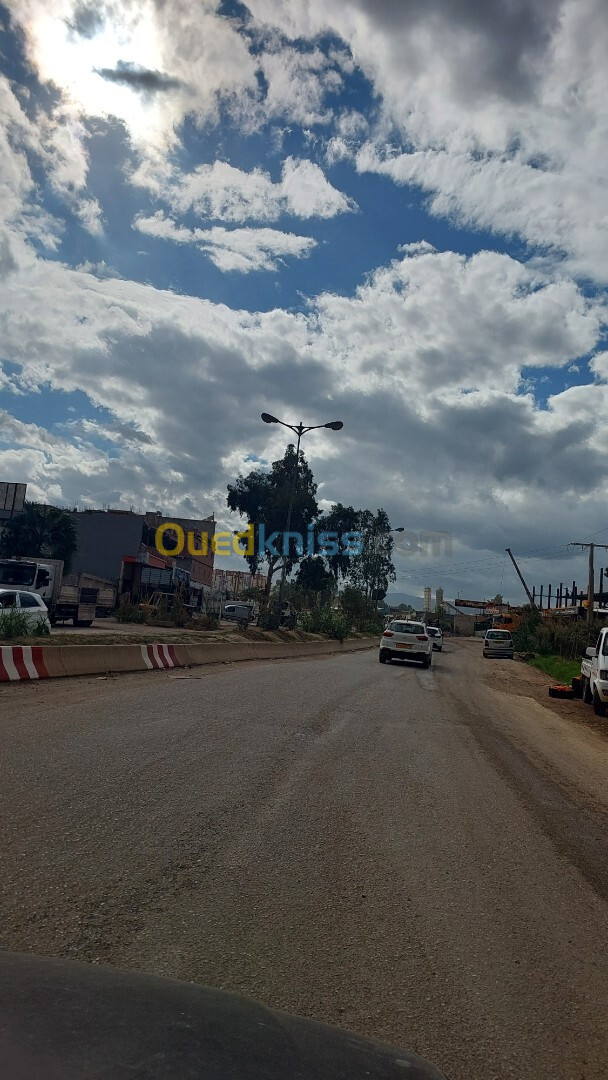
(392, 530), (608, 587)
(397, 546), (581, 578)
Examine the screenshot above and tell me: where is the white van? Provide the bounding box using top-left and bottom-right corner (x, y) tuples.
(222, 602), (256, 628)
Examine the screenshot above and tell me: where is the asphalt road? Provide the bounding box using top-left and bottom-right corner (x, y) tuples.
(1, 641), (608, 1080)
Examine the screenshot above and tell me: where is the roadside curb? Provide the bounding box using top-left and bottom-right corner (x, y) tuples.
(0, 637), (376, 683)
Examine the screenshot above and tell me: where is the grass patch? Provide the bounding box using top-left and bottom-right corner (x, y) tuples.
(0, 627), (330, 647)
(529, 655), (580, 683)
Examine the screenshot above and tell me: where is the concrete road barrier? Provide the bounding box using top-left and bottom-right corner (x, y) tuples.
(0, 637), (375, 683)
(1, 645), (52, 682)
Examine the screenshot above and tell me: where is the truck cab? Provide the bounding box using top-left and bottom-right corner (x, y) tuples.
(580, 627), (608, 716)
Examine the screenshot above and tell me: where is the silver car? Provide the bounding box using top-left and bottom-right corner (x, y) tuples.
(483, 629), (514, 658)
(379, 620), (433, 667)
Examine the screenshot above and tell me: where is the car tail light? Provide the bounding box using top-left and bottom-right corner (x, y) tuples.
(383, 630), (394, 637)
(600, 669), (608, 680)
(416, 634), (428, 641)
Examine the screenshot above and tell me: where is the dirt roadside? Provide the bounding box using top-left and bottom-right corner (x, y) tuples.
(449, 638), (608, 818)
(483, 647), (608, 738)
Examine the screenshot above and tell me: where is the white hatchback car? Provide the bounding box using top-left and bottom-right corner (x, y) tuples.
(426, 626), (443, 651)
(0, 589), (52, 633)
(379, 620), (433, 667)
(482, 629), (514, 659)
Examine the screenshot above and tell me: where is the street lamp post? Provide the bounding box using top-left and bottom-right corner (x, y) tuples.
(261, 413), (343, 604)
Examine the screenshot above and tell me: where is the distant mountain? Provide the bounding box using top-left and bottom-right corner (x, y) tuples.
(385, 591), (426, 609)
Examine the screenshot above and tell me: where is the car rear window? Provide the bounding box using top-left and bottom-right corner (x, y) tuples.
(390, 622), (424, 634)
(486, 630), (512, 640)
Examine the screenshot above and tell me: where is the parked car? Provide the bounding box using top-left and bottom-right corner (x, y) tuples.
(427, 626), (443, 651)
(0, 588), (52, 633)
(222, 601), (257, 629)
(580, 627), (608, 716)
(379, 620), (433, 667)
(482, 628), (514, 658)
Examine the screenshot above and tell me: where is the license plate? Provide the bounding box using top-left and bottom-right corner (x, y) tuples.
(396, 643), (412, 649)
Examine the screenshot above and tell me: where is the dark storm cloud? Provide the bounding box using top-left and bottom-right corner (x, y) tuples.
(67, 2), (106, 39)
(96, 61), (183, 94)
(349, 0), (562, 103)
(0, 235), (18, 281)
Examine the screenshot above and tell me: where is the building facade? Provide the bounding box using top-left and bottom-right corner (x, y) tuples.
(0, 482), (27, 525)
(211, 567), (266, 600)
(66, 508), (216, 610)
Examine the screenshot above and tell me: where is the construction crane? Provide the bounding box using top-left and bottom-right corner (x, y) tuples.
(505, 548), (537, 608)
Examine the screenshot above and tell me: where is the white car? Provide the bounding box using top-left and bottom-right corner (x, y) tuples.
(379, 620), (433, 667)
(482, 629), (514, 659)
(0, 588), (52, 633)
(426, 626), (443, 651)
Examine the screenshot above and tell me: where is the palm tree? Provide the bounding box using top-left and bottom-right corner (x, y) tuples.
(0, 502), (78, 572)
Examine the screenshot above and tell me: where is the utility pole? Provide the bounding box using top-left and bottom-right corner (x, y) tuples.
(569, 542), (608, 626)
(505, 548), (537, 608)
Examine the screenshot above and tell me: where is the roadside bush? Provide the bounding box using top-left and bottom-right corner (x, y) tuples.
(168, 585), (189, 627)
(115, 600), (147, 624)
(512, 609), (542, 653)
(357, 616), (385, 636)
(514, 608), (602, 659)
(301, 607), (350, 642)
(190, 613), (212, 629)
(0, 610), (32, 639)
(258, 609), (281, 631)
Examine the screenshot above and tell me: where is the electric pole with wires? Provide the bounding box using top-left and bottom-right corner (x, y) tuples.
(568, 542), (608, 626)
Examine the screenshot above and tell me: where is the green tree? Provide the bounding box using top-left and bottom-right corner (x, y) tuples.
(0, 502), (78, 573)
(295, 555), (336, 608)
(316, 503), (361, 581)
(347, 508), (396, 606)
(269, 580), (306, 612)
(338, 585), (368, 628)
(240, 586), (265, 603)
(227, 445), (318, 603)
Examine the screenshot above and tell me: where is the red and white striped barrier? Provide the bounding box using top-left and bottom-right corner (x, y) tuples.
(0, 639), (376, 685)
(0, 646), (49, 682)
(140, 643), (180, 670)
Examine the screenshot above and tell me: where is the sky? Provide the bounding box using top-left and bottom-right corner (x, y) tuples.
(0, 0), (607, 604)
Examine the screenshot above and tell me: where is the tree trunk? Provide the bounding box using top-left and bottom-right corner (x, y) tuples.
(263, 560), (277, 607)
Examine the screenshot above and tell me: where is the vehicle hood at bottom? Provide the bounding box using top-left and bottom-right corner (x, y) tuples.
(0, 951), (449, 1080)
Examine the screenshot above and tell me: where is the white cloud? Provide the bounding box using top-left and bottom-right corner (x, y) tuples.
(197, 226), (316, 273)
(132, 155), (355, 222)
(13, 1), (606, 283)
(133, 211), (316, 272)
(257, 43), (342, 127)
(0, 231), (606, 598)
(279, 157), (353, 218)
(245, 0), (608, 285)
(5, 0), (260, 152)
(2, 0), (608, 601)
(0, 74), (101, 245)
(0, 238), (604, 507)
(38, 109), (102, 233)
